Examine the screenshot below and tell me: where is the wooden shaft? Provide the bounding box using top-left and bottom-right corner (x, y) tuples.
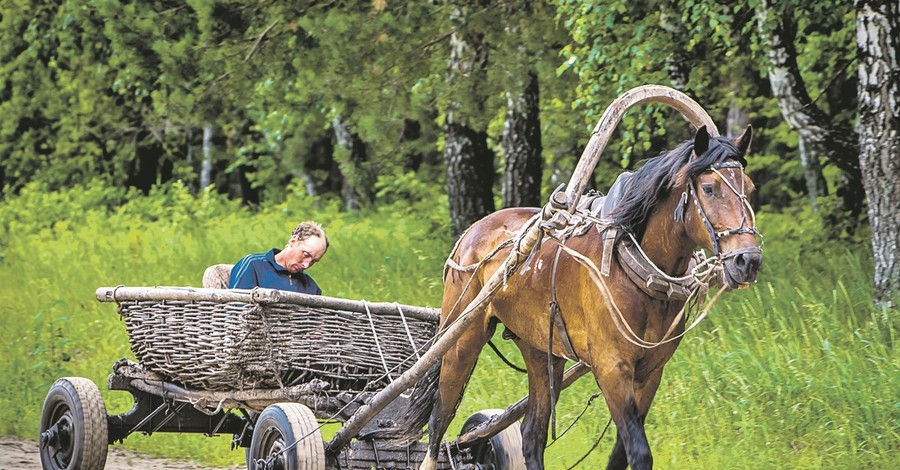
(325, 222), (545, 453)
(564, 85), (720, 211)
(453, 362), (591, 446)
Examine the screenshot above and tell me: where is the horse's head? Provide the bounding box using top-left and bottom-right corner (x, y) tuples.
(677, 125), (762, 289)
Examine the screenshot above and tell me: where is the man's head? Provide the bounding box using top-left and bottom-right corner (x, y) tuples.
(281, 221), (328, 273)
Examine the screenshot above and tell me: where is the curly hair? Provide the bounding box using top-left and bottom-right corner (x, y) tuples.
(290, 221), (329, 251)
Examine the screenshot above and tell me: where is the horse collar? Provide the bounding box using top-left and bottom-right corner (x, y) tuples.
(616, 235), (698, 301)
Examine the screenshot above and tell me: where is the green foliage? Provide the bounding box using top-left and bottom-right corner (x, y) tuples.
(2, 184), (897, 468)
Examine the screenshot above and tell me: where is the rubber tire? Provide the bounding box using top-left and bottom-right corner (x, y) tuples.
(459, 409), (525, 470)
(39, 377), (109, 470)
(248, 403), (325, 470)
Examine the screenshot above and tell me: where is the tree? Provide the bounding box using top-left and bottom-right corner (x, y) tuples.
(501, 68), (543, 208)
(500, 2), (546, 208)
(856, 0), (900, 307)
(756, 0), (865, 228)
(443, 3), (496, 235)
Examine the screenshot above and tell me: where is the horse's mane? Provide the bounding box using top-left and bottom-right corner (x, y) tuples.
(606, 135), (746, 242)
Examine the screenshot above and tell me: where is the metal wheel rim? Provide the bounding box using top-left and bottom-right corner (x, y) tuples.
(45, 404), (76, 468)
(258, 426), (287, 470)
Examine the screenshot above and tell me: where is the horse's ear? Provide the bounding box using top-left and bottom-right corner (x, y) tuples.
(693, 125), (709, 157)
(732, 124), (753, 156)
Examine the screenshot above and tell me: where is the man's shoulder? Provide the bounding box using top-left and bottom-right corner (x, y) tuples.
(235, 252), (270, 267)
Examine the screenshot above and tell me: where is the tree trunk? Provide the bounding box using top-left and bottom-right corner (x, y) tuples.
(444, 6), (495, 235)
(302, 133), (340, 197)
(126, 130), (161, 194)
(333, 114), (374, 210)
(757, 0), (864, 227)
(856, 0), (900, 307)
(797, 136), (826, 209)
(201, 124), (213, 190)
(501, 69), (543, 208)
(659, 8), (690, 92)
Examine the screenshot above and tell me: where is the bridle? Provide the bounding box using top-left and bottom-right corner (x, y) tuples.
(676, 160), (763, 259)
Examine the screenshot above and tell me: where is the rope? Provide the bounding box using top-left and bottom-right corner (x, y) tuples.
(546, 392), (602, 447)
(486, 340), (526, 373)
(443, 238), (516, 319)
(395, 303), (421, 361)
(565, 417), (612, 470)
(363, 301), (393, 382)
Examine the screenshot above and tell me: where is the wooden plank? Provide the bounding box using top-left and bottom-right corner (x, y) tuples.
(96, 286), (440, 322)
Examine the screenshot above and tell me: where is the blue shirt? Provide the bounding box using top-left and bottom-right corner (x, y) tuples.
(228, 248), (322, 295)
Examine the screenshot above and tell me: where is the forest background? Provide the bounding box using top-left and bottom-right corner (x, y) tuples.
(0, 1), (897, 468)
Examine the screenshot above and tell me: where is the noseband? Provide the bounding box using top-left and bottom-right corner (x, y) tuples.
(676, 160), (763, 259)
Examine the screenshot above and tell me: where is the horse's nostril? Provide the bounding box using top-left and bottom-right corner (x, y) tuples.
(736, 252), (762, 274)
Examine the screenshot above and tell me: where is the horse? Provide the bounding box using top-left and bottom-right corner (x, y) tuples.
(391, 123), (761, 470)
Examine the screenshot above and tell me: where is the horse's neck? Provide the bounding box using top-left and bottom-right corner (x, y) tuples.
(637, 197), (695, 276)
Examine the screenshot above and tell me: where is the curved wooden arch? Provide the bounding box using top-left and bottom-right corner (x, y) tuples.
(564, 85), (720, 209)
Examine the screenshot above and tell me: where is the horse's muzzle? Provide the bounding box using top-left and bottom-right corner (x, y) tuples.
(722, 248), (762, 289)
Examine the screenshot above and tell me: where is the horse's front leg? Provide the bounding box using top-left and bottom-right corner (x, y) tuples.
(595, 362), (657, 470)
(519, 342), (566, 470)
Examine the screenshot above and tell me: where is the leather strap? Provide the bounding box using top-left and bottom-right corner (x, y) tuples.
(616, 240), (694, 301)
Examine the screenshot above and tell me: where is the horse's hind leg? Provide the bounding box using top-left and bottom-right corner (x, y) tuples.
(419, 319), (495, 470)
(519, 342), (566, 470)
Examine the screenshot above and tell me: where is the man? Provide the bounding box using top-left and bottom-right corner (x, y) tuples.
(228, 221), (328, 295)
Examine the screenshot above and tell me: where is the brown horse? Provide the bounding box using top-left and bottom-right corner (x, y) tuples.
(394, 125), (761, 470)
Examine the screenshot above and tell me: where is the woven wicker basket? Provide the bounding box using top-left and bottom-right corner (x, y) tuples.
(99, 287), (439, 392)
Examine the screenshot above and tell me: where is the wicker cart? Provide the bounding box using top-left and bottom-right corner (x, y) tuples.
(37, 286), (527, 470)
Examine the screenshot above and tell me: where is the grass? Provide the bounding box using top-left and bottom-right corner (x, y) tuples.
(1, 187), (897, 468)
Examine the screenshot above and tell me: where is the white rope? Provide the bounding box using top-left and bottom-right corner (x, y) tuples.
(363, 301), (393, 382)
(623, 230), (720, 286)
(394, 303), (421, 360)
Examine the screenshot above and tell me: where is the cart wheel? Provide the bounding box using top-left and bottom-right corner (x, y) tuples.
(39, 377), (109, 470)
(459, 409), (525, 470)
(248, 403), (324, 470)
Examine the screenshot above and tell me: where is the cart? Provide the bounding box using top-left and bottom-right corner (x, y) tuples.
(38, 286), (534, 470)
(38, 85), (721, 470)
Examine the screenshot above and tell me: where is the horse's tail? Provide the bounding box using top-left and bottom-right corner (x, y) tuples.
(368, 360), (441, 445)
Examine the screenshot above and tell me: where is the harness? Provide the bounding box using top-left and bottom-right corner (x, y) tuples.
(676, 160), (763, 260)
(443, 159), (762, 356)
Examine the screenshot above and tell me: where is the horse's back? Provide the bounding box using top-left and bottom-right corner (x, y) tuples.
(443, 208), (540, 315)
(456, 207), (540, 264)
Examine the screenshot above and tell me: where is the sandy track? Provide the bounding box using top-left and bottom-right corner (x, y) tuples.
(0, 436), (243, 470)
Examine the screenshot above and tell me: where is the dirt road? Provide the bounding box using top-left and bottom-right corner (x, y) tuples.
(0, 436), (242, 470)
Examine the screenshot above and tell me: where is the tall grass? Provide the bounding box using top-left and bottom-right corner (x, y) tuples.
(0, 183), (449, 466)
(1, 185), (896, 468)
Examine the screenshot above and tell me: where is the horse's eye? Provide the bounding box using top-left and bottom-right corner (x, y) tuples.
(702, 184), (714, 196)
